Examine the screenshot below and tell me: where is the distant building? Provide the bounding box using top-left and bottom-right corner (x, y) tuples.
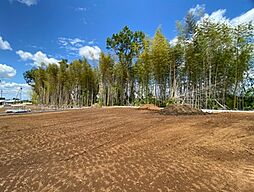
(0, 99), (22, 106)
(0, 97), (5, 105)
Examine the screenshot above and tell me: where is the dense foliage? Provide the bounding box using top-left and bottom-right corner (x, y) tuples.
(24, 11), (254, 109)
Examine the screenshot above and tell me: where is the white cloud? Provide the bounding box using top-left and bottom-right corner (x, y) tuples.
(231, 8), (254, 25)
(16, 50), (33, 60)
(58, 37), (85, 47)
(16, 50), (59, 66)
(188, 4), (254, 27)
(79, 46), (101, 60)
(33, 51), (59, 65)
(169, 37), (178, 46)
(208, 9), (228, 23)
(0, 36), (12, 50)
(58, 37), (86, 53)
(75, 7), (87, 12)
(10, 0), (38, 6)
(170, 6), (254, 47)
(82, 18), (88, 25)
(189, 4), (205, 17)
(196, 7), (253, 26)
(88, 40), (95, 45)
(70, 38), (84, 45)
(0, 81), (31, 100)
(58, 37), (99, 57)
(198, 9), (230, 25)
(0, 64), (16, 78)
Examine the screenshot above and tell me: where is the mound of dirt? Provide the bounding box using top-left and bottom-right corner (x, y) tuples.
(139, 104), (161, 111)
(160, 104), (204, 115)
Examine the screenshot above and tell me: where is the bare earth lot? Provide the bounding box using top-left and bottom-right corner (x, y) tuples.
(0, 108), (253, 192)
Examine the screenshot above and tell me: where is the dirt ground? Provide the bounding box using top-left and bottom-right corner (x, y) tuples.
(0, 108), (253, 192)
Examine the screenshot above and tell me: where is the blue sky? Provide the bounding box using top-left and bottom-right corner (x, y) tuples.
(0, 0), (254, 99)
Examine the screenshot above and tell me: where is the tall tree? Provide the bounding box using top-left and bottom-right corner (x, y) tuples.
(106, 26), (145, 104)
(134, 38), (152, 103)
(150, 28), (170, 103)
(99, 52), (114, 106)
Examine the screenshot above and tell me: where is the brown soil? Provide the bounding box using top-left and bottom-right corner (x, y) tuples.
(0, 108), (253, 191)
(0, 107), (5, 113)
(160, 104), (204, 115)
(139, 104), (161, 111)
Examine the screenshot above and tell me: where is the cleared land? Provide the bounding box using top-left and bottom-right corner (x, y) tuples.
(0, 108), (253, 192)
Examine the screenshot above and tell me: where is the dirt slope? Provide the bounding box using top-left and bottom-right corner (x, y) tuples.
(139, 104), (161, 111)
(0, 108), (253, 191)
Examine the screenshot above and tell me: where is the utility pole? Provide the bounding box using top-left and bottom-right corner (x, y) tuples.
(0, 79), (2, 98)
(15, 87), (23, 102)
(20, 87), (22, 101)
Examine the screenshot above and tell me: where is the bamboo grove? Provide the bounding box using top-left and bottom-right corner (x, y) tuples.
(24, 10), (254, 109)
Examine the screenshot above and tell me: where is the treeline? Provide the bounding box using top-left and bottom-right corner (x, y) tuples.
(24, 59), (98, 107)
(24, 9), (254, 109)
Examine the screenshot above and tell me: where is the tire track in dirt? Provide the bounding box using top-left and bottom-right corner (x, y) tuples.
(0, 108), (253, 191)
